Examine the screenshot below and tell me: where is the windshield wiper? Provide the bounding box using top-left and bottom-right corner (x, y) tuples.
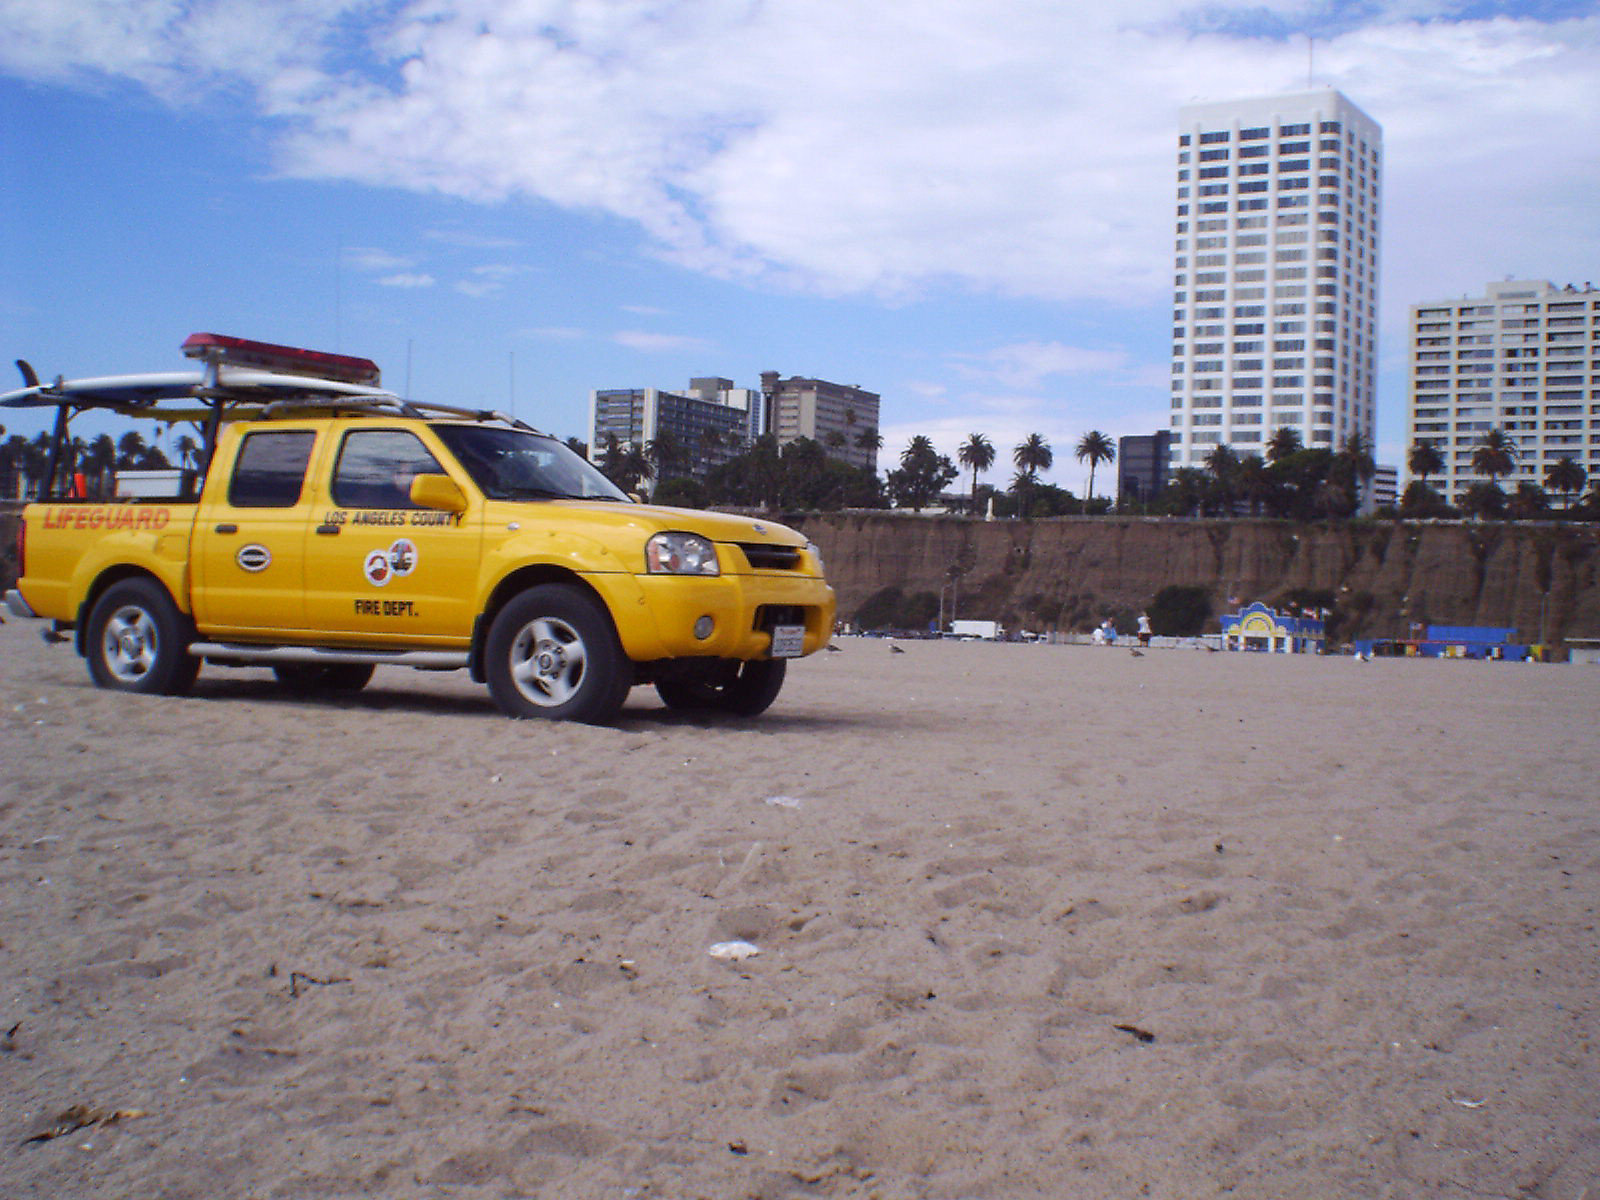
(501, 485), (579, 500)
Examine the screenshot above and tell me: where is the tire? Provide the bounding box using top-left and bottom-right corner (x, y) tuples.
(484, 584), (633, 722)
(85, 578), (200, 696)
(656, 658), (786, 717)
(272, 663), (375, 693)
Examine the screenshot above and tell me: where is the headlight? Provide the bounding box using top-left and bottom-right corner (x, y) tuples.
(645, 531), (720, 575)
(805, 541), (825, 575)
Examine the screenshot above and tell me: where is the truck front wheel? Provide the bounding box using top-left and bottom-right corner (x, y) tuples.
(656, 658), (786, 717)
(484, 584), (633, 723)
(85, 579), (200, 696)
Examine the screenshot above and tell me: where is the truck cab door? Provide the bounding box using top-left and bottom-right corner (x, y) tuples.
(191, 427), (320, 635)
(301, 427), (481, 644)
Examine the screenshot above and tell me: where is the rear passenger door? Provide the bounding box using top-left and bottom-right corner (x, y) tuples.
(192, 427), (320, 635)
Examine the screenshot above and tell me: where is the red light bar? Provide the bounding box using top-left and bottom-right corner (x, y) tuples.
(181, 333), (381, 386)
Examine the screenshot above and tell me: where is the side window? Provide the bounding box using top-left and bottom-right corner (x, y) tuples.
(332, 429), (444, 510)
(228, 431), (316, 508)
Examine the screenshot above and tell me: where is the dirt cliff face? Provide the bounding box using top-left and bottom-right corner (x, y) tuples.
(790, 514), (1600, 644)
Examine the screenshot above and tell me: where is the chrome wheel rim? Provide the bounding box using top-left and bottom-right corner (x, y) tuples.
(508, 616), (587, 707)
(102, 605), (158, 684)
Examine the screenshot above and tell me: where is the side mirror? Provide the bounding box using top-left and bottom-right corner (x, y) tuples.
(410, 473), (468, 513)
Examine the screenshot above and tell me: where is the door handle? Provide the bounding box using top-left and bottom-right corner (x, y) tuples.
(214, 524), (238, 534)
(315, 523), (342, 535)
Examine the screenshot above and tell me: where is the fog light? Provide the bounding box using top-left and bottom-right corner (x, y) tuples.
(693, 615), (715, 640)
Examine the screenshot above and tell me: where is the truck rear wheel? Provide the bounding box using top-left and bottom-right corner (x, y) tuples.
(656, 658), (786, 717)
(484, 584), (633, 723)
(86, 578), (200, 696)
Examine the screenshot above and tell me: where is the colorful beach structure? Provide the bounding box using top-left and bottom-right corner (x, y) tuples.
(1220, 602), (1325, 654)
(1352, 625), (1535, 661)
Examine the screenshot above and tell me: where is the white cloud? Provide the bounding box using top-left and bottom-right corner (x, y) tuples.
(378, 272), (435, 288)
(4, 1), (1597, 313)
(611, 330), (711, 352)
(952, 342), (1133, 390)
(346, 247), (414, 272)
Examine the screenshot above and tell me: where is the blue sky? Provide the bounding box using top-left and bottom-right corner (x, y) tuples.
(3, 0), (1598, 491)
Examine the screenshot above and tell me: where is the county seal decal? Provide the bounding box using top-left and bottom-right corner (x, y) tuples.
(363, 538), (419, 587)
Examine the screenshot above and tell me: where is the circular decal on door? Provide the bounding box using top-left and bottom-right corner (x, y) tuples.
(236, 543), (272, 572)
(387, 538), (418, 577)
(363, 548), (393, 586)
(363, 539), (419, 587)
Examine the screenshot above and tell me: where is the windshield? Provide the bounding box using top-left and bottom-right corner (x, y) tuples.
(432, 425), (630, 503)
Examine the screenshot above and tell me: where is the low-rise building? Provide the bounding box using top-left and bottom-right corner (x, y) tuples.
(1118, 431), (1172, 504)
(759, 372), (880, 471)
(590, 378), (759, 480)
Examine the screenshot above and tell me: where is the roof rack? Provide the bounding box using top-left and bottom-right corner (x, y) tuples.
(255, 394), (537, 431)
(3, 334), (543, 499)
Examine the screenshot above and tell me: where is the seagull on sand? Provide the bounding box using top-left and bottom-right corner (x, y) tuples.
(889, 642), (906, 654)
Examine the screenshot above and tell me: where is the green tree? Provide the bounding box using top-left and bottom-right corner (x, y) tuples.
(1407, 440), (1444, 487)
(1074, 430), (1115, 512)
(1266, 426), (1303, 464)
(645, 429), (687, 483)
(1470, 428), (1518, 485)
(1148, 585), (1212, 637)
(1237, 452), (1276, 517)
(174, 434), (200, 470)
(1012, 433), (1052, 518)
(1203, 443), (1240, 513)
(1506, 482), (1550, 520)
(957, 433), (995, 512)
(887, 435), (958, 512)
(1460, 480), (1507, 520)
(1544, 456), (1587, 510)
(116, 430), (147, 468)
(1338, 432), (1377, 493)
(1399, 480), (1453, 518)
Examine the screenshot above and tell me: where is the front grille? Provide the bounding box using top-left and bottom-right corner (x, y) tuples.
(756, 605), (806, 631)
(737, 542), (801, 571)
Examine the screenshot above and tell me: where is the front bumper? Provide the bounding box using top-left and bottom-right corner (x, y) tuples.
(617, 571), (836, 662)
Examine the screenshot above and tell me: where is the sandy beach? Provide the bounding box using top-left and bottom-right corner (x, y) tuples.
(1, 617), (1597, 1199)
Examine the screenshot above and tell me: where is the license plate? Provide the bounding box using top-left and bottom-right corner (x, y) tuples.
(769, 624), (806, 658)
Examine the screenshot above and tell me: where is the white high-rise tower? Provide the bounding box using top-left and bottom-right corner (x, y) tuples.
(1170, 89), (1381, 470)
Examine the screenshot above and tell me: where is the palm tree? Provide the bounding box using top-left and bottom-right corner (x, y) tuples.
(174, 434), (200, 470)
(1407, 440), (1444, 487)
(1013, 433), (1052, 479)
(1266, 426), (1303, 464)
(645, 429), (686, 482)
(1471, 428), (1518, 486)
(1012, 434), (1052, 518)
(957, 433), (995, 513)
(1544, 456), (1587, 510)
(116, 430), (147, 468)
(1237, 452), (1275, 517)
(1203, 443), (1241, 513)
(1074, 430), (1115, 512)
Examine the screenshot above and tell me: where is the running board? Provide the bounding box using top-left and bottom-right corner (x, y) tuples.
(190, 642), (469, 670)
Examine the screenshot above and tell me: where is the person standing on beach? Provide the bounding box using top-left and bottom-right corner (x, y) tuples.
(1137, 612), (1152, 647)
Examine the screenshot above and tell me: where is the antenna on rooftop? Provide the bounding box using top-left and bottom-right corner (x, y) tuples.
(1307, 35), (1315, 88)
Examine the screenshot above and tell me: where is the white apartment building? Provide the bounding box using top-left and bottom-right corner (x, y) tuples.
(1407, 279), (1600, 502)
(1171, 89), (1381, 469)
